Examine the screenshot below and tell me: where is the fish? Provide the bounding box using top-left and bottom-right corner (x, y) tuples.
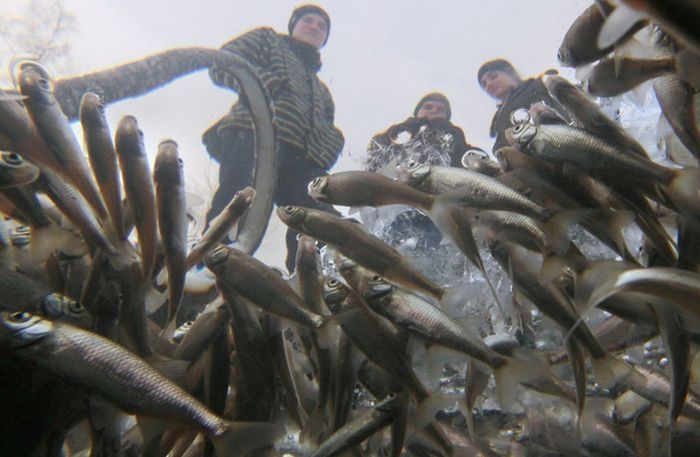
(0, 311), (284, 456)
(543, 74), (651, 159)
(172, 302), (229, 361)
(310, 393), (406, 457)
(361, 276), (552, 410)
(461, 150), (502, 176)
(587, 56), (676, 97)
(321, 277), (429, 402)
(310, 170), (511, 309)
(0, 152), (39, 189)
(578, 265), (700, 322)
(18, 64), (108, 219)
(221, 287), (278, 422)
(114, 115), (157, 279)
(361, 276), (507, 369)
(184, 186), (255, 270)
(653, 74), (700, 159)
(204, 244), (328, 328)
(278, 205), (445, 301)
(605, 0), (700, 54)
(79, 92), (124, 238)
(508, 122), (700, 225)
(35, 164), (122, 260)
(488, 239), (638, 389)
(154, 140), (188, 321)
(295, 235), (334, 443)
(558, 1), (644, 68)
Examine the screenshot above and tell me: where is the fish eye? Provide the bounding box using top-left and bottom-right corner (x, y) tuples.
(67, 300), (83, 314)
(406, 160), (419, 169)
(38, 78), (51, 90)
(9, 311), (31, 322)
(512, 123), (526, 134)
(327, 278), (338, 287)
(2, 152), (23, 165)
(371, 275), (383, 282)
(510, 109), (531, 126)
(284, 206), (294, 213)
(207, 245), (229, 265)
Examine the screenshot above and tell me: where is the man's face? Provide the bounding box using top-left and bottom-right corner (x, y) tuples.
(291, 13), (329, 49)
(416, 101), (449, 120)
(480, 70), (519, 101)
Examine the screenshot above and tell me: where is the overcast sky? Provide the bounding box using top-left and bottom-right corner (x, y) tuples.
(7, 0), (589, 266)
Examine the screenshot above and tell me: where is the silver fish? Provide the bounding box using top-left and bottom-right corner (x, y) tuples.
(0, 311), (284, 456)
(154, 140), (187, 321)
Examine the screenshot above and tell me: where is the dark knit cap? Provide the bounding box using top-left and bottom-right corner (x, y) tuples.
(288, 5), (331, 46)
(477, 59), (521, 86)
(413, 92), (451, 120)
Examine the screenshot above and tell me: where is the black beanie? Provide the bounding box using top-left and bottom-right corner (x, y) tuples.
(288, 5), (331, 46)
(413, 92), (451, 120)
(477, 59), (521, 86)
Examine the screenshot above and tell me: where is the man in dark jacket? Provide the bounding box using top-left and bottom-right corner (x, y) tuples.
(478, 59), (570, 152)
(203, 5), (344, 272)
(365, 92), (482, 172)
(363, 93), (483, 251)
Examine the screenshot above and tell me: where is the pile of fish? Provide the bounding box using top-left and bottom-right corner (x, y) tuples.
(2, 1), (700, 456)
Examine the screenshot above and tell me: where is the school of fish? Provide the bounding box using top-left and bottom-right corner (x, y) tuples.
(1, 1), (700, 456)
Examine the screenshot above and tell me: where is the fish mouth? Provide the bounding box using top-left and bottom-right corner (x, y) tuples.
(277, 206), (305, 224)
(205, 245), (230, 267)
(322, 278), (346, 305)
(307, 176), (327, 200)
(0, 311), (48, 348)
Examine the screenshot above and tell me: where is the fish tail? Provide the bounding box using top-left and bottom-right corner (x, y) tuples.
(415, 393), (461, 429)
(493, 356), (549, 411)
(590, 354), (642, 389)
(596, 208), (636, 258)
(299, 405), (328, 447)
(212, 421), (286, 457)
(666, 168), (700, 222)
(542, 209), (592, 256)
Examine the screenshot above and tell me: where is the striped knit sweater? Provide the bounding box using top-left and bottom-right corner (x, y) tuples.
(205, 27), (344, 169)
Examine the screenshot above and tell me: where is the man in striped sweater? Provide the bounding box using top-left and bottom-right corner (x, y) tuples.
(203, 4), (344, 271)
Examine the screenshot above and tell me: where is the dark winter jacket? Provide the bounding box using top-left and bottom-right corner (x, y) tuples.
(364, 117), (482, 172)
(489, 77), (570, 151)
(203, 27), (344, 169)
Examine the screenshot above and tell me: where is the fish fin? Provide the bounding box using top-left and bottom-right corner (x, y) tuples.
(564, 337), (588, 422)
(494, 356), (549, 411)
(415, 393), (460, 429)
(666, 168), (700, 225)
(212, 421), (287, 457)
(575, 63), (594, 85)
(439, 282), (483, 314)
(596, 209), (636, 257)
(315, 311), (351, 349)
(542, 209), (591, 256)
(591, 354), (643, 388)
(299, 405), (328, 447)
(597, 3), (646, 50)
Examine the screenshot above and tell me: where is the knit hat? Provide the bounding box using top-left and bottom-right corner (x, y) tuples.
(288, 5), (331, 46)
(413, 92), (451, 120)
(477, 59), (521, 86)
